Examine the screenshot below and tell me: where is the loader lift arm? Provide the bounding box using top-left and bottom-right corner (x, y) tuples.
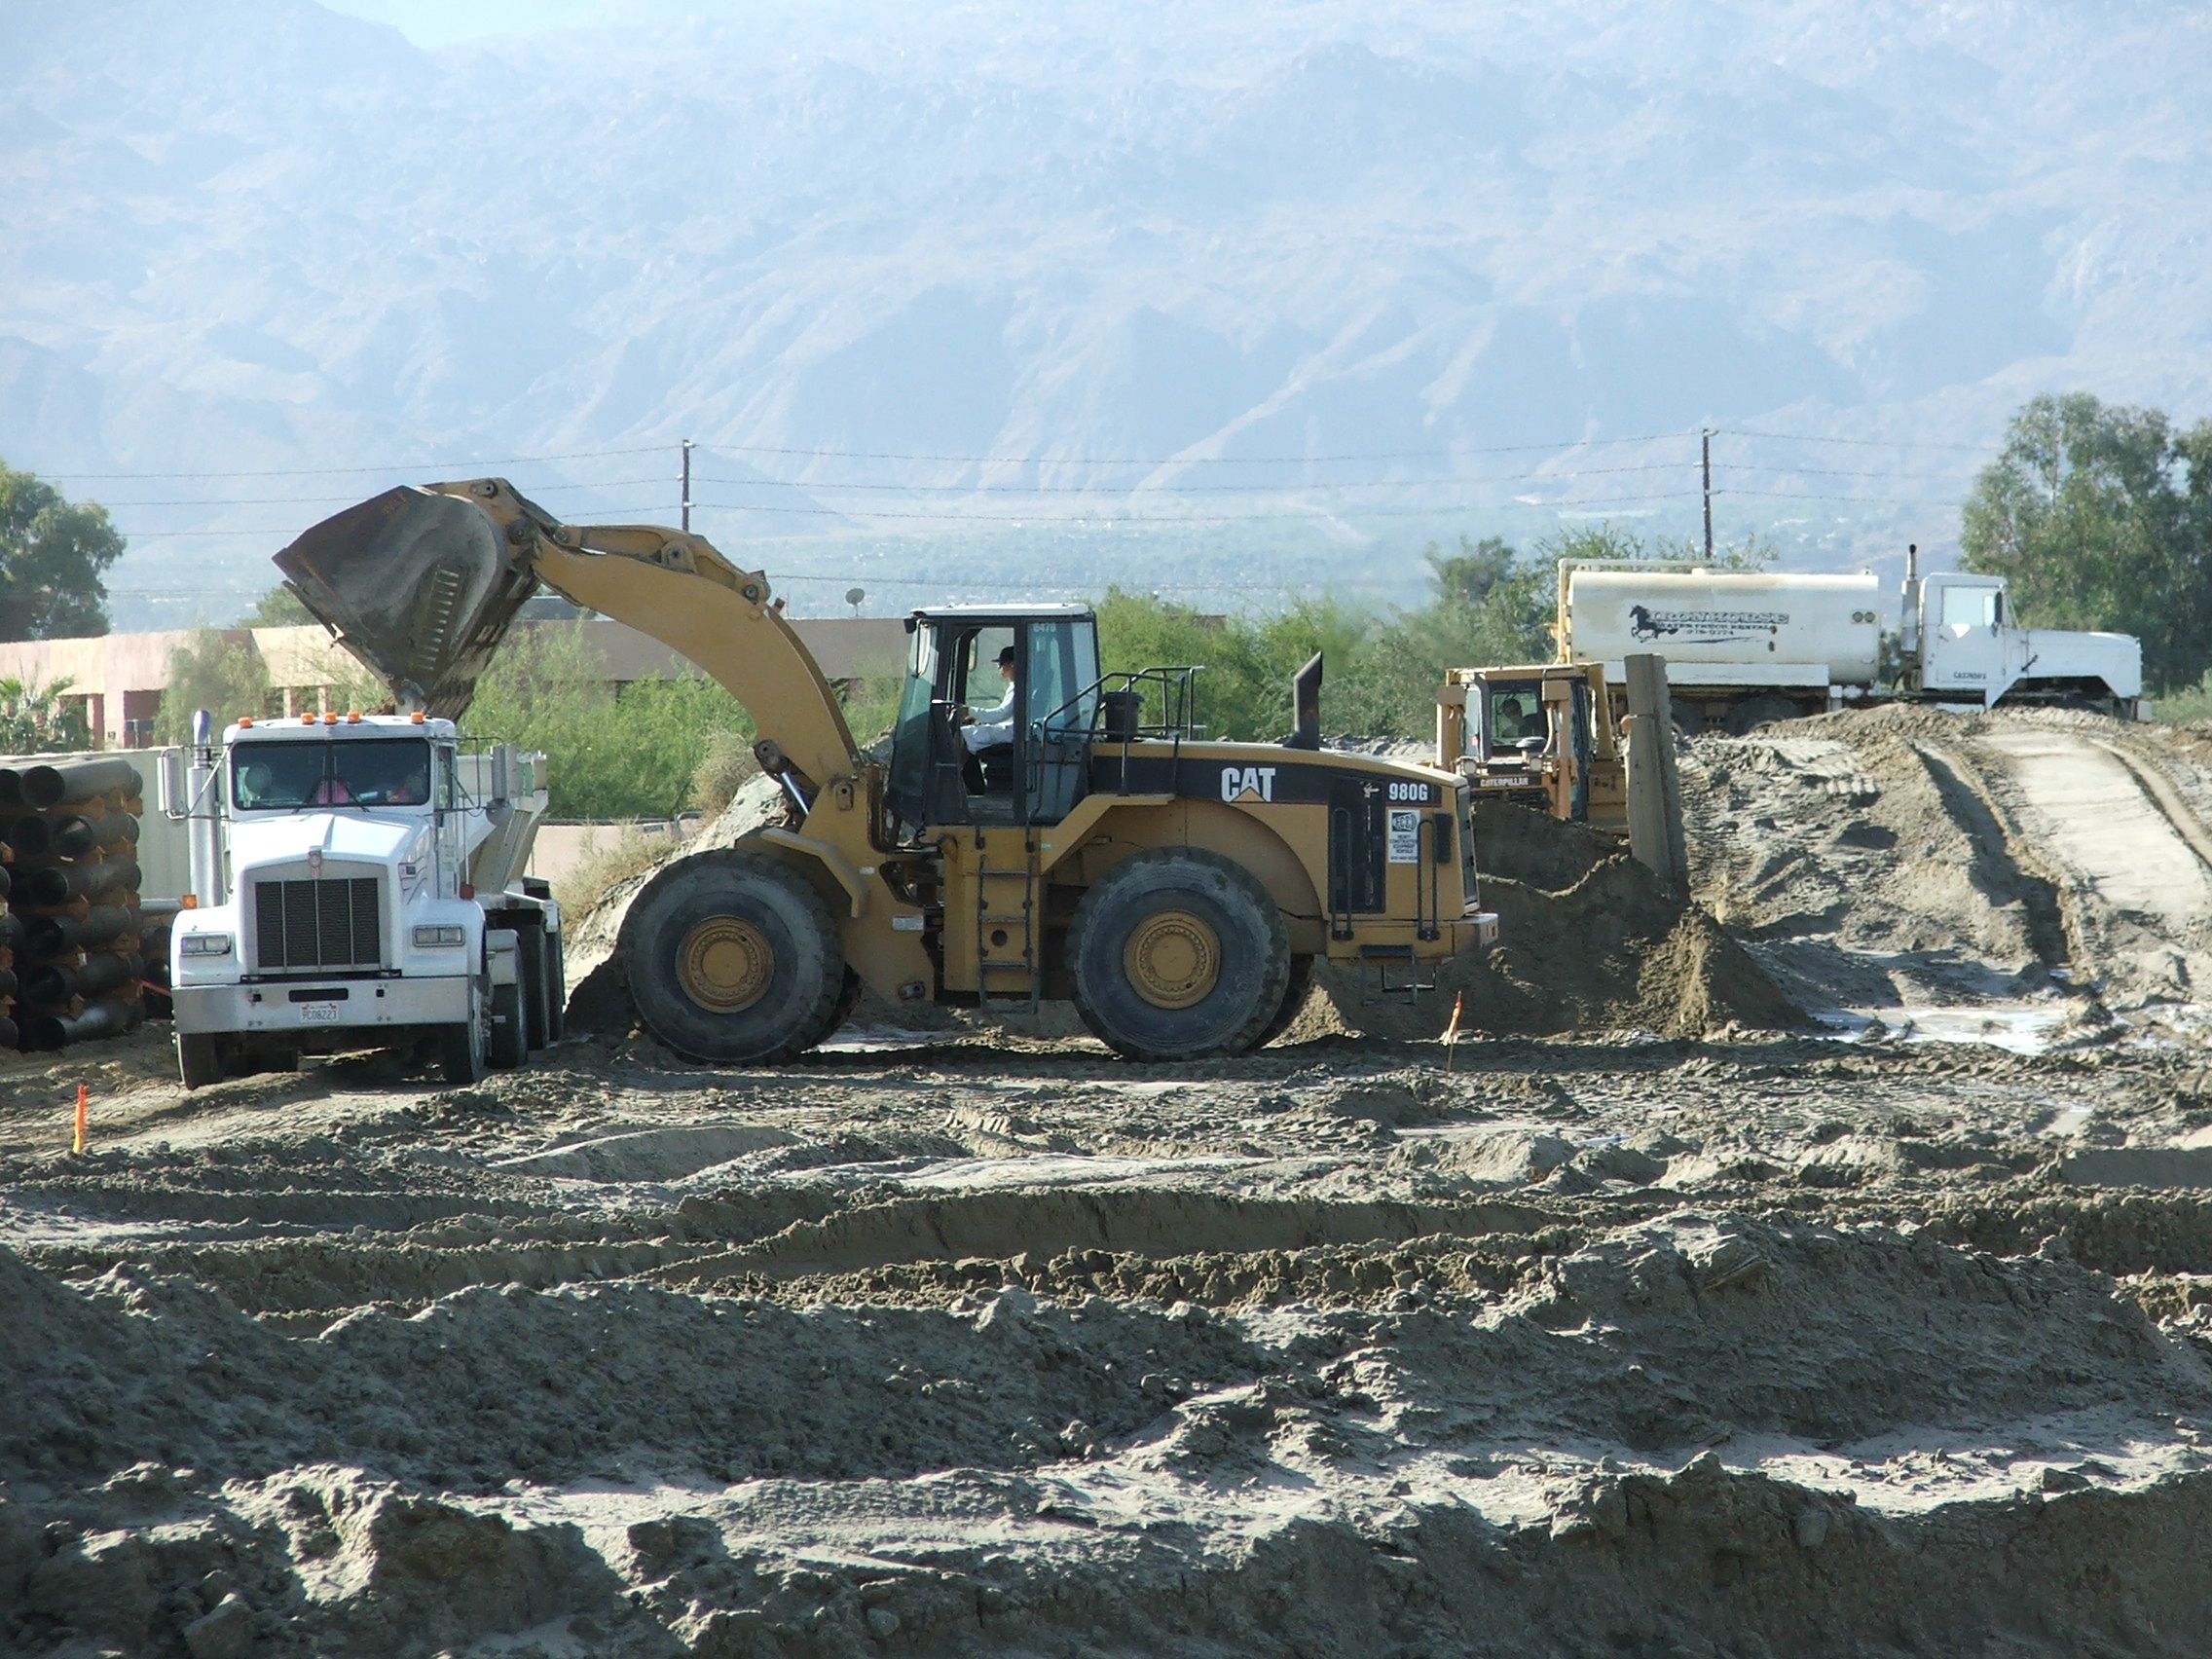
(275, 478), (861, 800)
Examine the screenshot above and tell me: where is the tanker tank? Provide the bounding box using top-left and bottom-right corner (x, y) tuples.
(1563, 569), (1882, 686)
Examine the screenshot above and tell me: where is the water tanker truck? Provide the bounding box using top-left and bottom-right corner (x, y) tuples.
(1555, 546), (2144, 736)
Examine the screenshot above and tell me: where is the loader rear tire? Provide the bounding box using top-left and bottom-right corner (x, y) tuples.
(621, 848), (844, 1065)
(1068, 848), (1288, 1061)
(812, 967), (864, 1047)
(1254, 953), (1316, 1049)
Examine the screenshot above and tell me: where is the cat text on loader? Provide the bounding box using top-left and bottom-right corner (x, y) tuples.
(1437, 661), (1627, 834)
(274, 479), (1499, 1063)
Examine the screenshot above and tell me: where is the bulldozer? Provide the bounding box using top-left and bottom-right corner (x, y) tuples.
(272, 478), (1498, 1064)
(1437, 662), (1626, 833)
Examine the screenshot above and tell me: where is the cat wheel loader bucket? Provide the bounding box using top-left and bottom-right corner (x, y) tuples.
(273, 484), (543, 719)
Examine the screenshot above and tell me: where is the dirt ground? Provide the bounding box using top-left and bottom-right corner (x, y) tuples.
(8, 705), (2212, 1658)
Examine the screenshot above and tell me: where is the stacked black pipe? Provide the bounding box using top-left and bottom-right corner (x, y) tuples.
(1, 757), (147, 1051)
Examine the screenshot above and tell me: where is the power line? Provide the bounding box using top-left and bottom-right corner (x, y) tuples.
(48, 445), (670, 482)
(88, 477), (674, 509)
(699, 430), (1702, 465)
(105, 489), (1712, 540)
(1717, 488), (1961, 505)
(686, 492), (1707, 523)
(691, 461), (1694, 495)
(1718, 427), (1998, 454)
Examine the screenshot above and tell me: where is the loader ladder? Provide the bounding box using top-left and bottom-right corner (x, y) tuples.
(973, 828), (1041, 1011)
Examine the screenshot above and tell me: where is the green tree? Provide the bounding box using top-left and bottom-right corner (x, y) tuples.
(0, 459), (125, 639)
(242, 583), (315, 626)
(155, 627), (271, 741)
(462, 621), (755, 819)
(0, 676), (91, 753)
(1961, 391), (2206, 692)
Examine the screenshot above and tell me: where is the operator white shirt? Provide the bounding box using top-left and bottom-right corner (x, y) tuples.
(962, 681), (1018, 753)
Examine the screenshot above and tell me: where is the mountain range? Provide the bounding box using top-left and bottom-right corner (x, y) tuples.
(4, 0), (2209, 624)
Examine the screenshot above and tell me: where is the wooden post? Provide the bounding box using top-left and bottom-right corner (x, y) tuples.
(1623, 654), (1689, 895)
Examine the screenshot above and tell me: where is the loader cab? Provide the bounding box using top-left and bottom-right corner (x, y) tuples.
(886, 605), (1101, 830)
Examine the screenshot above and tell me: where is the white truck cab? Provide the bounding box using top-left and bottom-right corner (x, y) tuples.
(161, 711), (559, 1088)
(1908, 571), (2143, 708)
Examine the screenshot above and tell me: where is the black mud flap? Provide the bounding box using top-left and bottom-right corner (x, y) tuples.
(273, 485), (541, 719)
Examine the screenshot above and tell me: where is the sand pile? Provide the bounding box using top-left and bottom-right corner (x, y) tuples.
(1311, 802), (1804, 1041)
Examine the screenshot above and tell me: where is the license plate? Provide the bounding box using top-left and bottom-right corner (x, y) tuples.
(300, 1003), (341, 1022)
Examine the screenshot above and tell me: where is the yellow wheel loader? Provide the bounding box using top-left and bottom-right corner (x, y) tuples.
(275, 479), (1497, 1064)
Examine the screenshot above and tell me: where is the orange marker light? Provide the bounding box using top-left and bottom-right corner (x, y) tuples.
(323, 712), (338, 725)
(180, 894), (198, 909)
(410, 711), (425, 723)
(347, 711), (361, 723)
(238, 717), (253, 728)
(302, 715), (315, 725)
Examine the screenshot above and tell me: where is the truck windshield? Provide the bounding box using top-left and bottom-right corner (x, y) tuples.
(232, 739), (434, 810)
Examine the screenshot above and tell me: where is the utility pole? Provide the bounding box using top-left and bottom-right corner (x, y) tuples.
(1701, 428), (1714, 563)
(681, 438), (694, 533)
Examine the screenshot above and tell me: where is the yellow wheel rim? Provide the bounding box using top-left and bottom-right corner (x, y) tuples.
(676, 915), (775, 1012)
(1124, 908), (1220, 1009)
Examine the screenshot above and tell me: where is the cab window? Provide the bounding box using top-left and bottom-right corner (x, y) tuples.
(1941, 585), (2001, 632)
(1482, 682), (1546, 755)
(1026, 618), (1099, 737)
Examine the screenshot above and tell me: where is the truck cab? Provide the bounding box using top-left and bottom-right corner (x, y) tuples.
(162, 712), (559, 1088)
(1912, 571), (2143, 709)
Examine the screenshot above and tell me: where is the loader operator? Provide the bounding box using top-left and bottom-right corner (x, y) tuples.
(953, 645), (1020, 793)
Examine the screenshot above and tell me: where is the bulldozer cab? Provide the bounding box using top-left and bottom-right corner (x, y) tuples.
(886, 605), (1101, 831)
(1440, 662), (1622, 830)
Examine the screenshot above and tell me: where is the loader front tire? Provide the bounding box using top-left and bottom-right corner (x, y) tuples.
(621, 848), (844, 1065)
(1068, 848), (1289, 1061)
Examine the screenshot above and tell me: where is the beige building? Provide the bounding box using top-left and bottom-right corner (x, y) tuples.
(0, 616), (910, 750)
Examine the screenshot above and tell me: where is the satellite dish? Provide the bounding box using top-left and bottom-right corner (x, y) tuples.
(845, 586), (866, 615)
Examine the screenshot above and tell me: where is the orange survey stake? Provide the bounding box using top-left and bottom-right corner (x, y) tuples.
(71, 1085), (87, 1155)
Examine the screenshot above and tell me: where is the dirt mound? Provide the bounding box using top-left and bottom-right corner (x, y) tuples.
(1317, 803), (1804, 1040)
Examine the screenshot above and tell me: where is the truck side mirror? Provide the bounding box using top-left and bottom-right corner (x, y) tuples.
(157, 748), (188, 821)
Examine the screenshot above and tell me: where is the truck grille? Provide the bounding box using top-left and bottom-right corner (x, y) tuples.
(254, 877), (382, 970)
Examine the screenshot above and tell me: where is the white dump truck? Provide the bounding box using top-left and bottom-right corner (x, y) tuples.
(1559, 546), (2145, 734)
(159, 710), (560, 1088)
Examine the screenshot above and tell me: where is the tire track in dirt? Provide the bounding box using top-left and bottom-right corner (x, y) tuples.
(1972, 725), (2212, 1002)
(1908, 741), (2073, 971)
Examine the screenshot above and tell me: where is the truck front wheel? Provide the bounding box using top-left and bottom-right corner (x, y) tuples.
(178, 1033), (225, 1090)
(1068, 848), (1289, 1061)
(438, 985), (489, 1085)
(619, 848), (844, 1064)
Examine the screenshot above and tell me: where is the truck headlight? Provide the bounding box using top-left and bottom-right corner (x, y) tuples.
(178, 933), (233, 957)
(413, 924), (466, 948)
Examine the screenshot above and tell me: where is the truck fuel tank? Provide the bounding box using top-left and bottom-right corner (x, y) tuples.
(274, 484), (542, 719)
